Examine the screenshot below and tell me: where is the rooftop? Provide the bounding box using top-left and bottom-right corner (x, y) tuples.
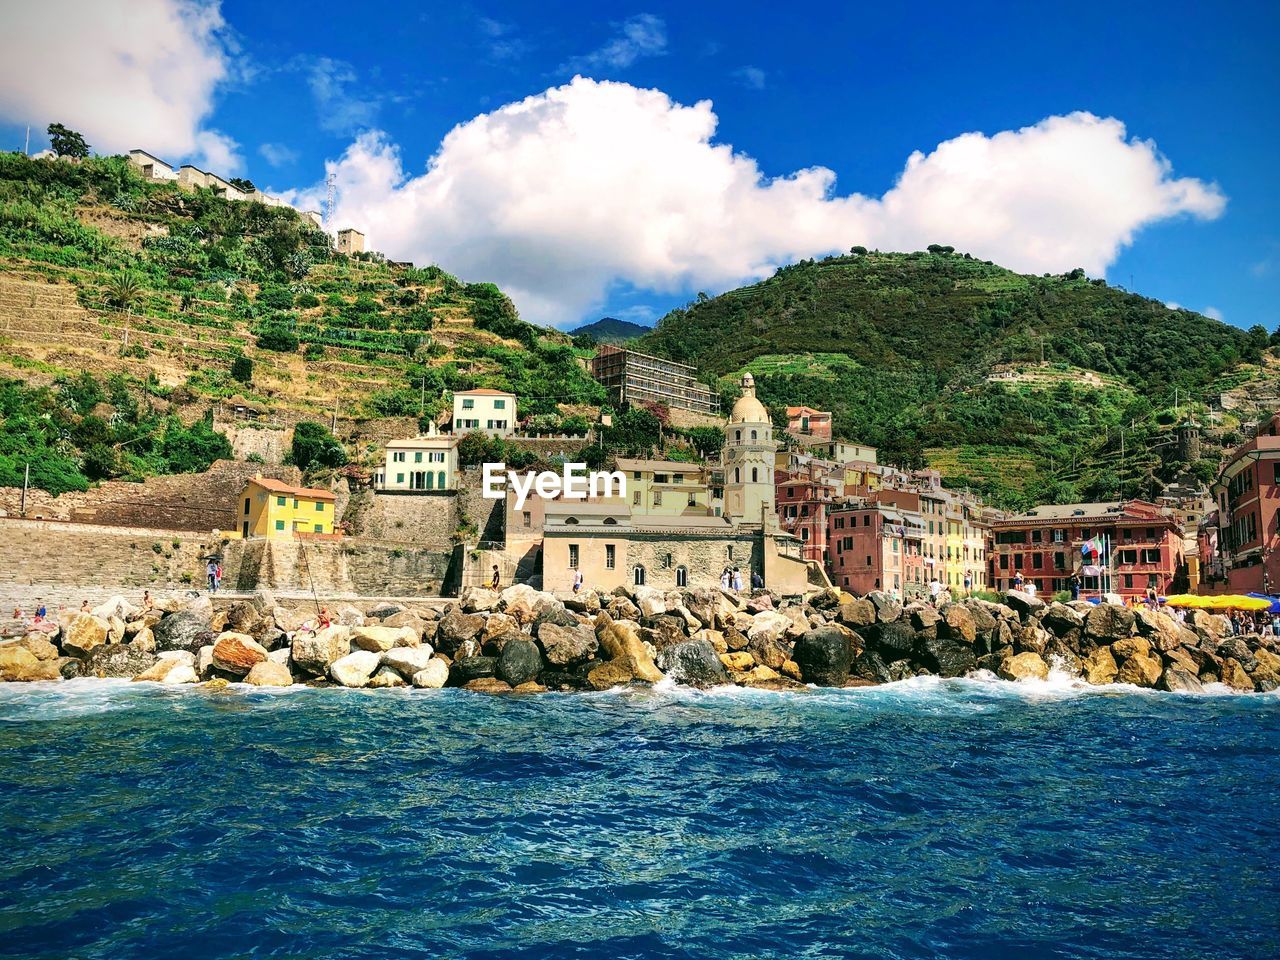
(454, 388), (516, 397)
(247, 476), (336, 501)
(616, 458), (705, 474)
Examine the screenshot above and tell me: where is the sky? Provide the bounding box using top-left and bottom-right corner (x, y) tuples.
(0, 0), (1276, 332)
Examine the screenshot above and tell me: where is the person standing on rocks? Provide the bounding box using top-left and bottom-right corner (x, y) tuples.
(962, 572), (973, 597)
(572, 570), (584, 594)
(1069, 575), (1081, 601)
(206, 559), (218, 593)
(929, 577), (942, 605)
(720, 568), (731, 591)
(732, 568), (743, 592)
(491, 565), (501, 590)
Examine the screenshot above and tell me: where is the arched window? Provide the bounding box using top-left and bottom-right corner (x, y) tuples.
(735, 429), (741, 442)
(437, 471), (446, 489)
(751, 467), (759, 483)
(750, 429), (757, 441)
(603, 516), (618, 525)
(425, 471), (435, 490)
(564, 517), (579, 525)
(633, 564), (646, 586)
(734, 467), (741, 483)
(676, 566), (688, 587)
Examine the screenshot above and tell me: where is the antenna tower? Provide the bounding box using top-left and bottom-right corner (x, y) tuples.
(323, 170), (337, 232)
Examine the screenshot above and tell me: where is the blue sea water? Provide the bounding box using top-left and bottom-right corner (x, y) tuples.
(0, 676), (1277, 960)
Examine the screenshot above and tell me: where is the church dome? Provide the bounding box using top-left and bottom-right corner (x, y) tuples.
(730, 372), (769, 424)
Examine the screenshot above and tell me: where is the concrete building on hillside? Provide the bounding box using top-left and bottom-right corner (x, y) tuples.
(337, 228), (366, 256)
(991, 500), (1183, 599)
(240, 477), (336, 539)
(127, 150), (177, 182)
(588, 345), (719, 416)
(786, 406), (832, 440)
(776, 471), (839, 564)
(452, 389), (516, 437)
(1208, 411), (1280, 593)
(374, 425), (459, 492)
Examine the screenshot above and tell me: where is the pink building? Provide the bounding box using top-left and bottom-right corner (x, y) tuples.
(786, 406), (832, 440)
(1210, 412), (1280, 593)
(827, 502), (926, 598)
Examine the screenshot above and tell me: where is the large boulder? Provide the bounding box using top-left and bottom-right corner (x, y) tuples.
(1004, 590), (1046, 618)
(86, 643), (157, 679)
(1042, 603), (1085, 637)
(1217, 637), (1257, 671)
(869, 621), (917, 662)
(1220, 658), (1254, 692)
(91, 595), (139, 623)
(381, 647), (435, 678)
(329, 651), (382, 688)
(211, 632), (269, 676)
(852, 649), (892, 683)
(0, 643), (61, 681)
(411, 660), (450, 689)
(244, 661), (293, 687)
(1159, 667), (1204, 694)
(460, 586), (501, 613)
(152, 611), (213, 654)
(1111, 636), (1152, 661)
(496, 639), (544, 687)
(917, 635), (977, 678)
(290, 626), (352, 676)
(1085, 605), (1135, 644)
(351, 625), (419, 653)
(368, 665), (408, 688)
(746, 611), (791, 644)
(451, 656), (498, 685)
(132, 651), (198, 685)
(747, 633), (790, 670)
(1081, 646), (1119, 685)
(595, 619), (664, 682)
(1116, 651), (1163, 688)
(867, 591), (903, 623)
(656, 639), (728, 687)
(998, 651), (1050, 682)
(480, 613), (523, 654)
(434, 607), (486, 656)
(836, 599), (876, 629)
(537, 621), (598, 667)
(792, 627), (853, 686)
(586, 656), (655, 690)
(62, 613), (110, 658)
(940, 606), (977, 644)
(15, 635), (58, 662)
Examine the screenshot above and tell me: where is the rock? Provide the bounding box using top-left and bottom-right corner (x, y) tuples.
(1220, 657), (1254, 692)
(380, 610), (427, 637)
(746, 611), (791, 644)
(368, 665), (408, 688)
(1159, 667), (1204, 694)
(496, 639), (544, 687)
(131, 626), (155, 652)
(940, 606), (977, 644)
(211, 632), (268, 676)
(106, 616), (127, 644)
(153, 611), (213, 654)
(451, 656), (498, 685)
(1081, 646), (1119, 685)
(196, 644), (216, 678)
(479, 613), (523, 654)
(792, 627), (854, 686)
(1217, 637), (1257, 671)
(781, 659), (803, 681)
(533, 598), (580, 630)
(908, 604), (941, 631)
(1164, 647), (1201, 677)
(720, 651), (755, 672)
(334, 605), (365, 627)
(463, 677), (513, 694)
(0, 643), (61, 681)
(561, 590), (601, 615)
(58, 657), (83, 679)
(836, 599), (876, 628)
(460, 586), (501, 613)
(656, 639), (729, 687)
(86, 643), (157, 679)
(867, 591), (903, 623)
(329, 651), (382, 688)
(91, 595), (139, 622)
(291, 626), (353, 675)
(852, 649), (892, 683)
(693, 629), (728, 653)
(1110, 636), (1152, 661)
(1042, 603), (1085, 636)
(1116, 652), (1163, 688)
(747, 633), (789, 670)
(1004, 590), (1045, 618)
(1250, 648), (1280, 688)
(434, 607), (486, 656)
(244, 661), (293, 687)
(411, 660), (450, 689)
(587, 657), (649, 690)
(223, 601), (261, 634)
(201, 677), (231, 692)
(16, 634), (58, 662)
(62, 613), (110, 658)
(809, 587), (843, 611)
(132, 651), (197, 684)
(537, 621), (598, 667)
(917, 636), (977, 678)
(1085, 605), (1136, 643)
(381, 647), (435, 678)
(742, 665), (783, 685)
(869, 621), (917, 662)
(351, 625), (419, 652)
(998, 651), (1050, 682)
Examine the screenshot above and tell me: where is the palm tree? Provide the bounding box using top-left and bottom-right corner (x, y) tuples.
(105, 273), (144, 312)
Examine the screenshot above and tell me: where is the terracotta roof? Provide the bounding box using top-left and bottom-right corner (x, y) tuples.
(247, 477), (336, 501)
(615, 458), (704, 473)
(454, 388), (516, 397)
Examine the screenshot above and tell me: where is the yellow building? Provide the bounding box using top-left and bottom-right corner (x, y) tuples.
(616, 458), (715, 518)
(240, 477), (337, 539)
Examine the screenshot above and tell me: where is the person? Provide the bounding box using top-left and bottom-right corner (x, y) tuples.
(1272, 615), (1280, 638)
(11, 606), (23, 620)
(490, 564), (501, 590)
(720, 568), (731, 592)
(1068, 575), (1081, 601)
(80, 600), (90, 612)
(731, 568), (743, 592)
(1025, 580), (1037, 599)
(1145, 584), (1158, 609)
(206, 559), (218, 593)
(929, 577), (942, 604)
(317, 607), (332, 630)
(962, 572), (973, 596)
(572, 570), (584, 594)
(142, 590), (154, 611)
(751, 570), (764, 589)
(215, 561), (224, 592)
(1013, 571), (1025, 591)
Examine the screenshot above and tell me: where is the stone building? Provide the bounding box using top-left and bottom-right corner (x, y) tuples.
(336, 228), (366, 256)
(828, 501), (927, 598)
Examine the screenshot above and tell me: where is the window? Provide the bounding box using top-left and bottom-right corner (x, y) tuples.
(522, 511), (532, 527)
(275, 520), (285, 531)
(414, 452), (423, 463)
(1054, 552), (1065, 569)
(1032, 554), (1043, 569)
(606, 545), (616, 569)
(603, 517), (618, 526)
(663, 553), (672, 569)
(676, 566), (688, 587)
(276, 496), (286, 506)
(655, 474), (669, 484)
(1120, 549), (1137, 565)
(1031, 529), (1042, 543)
(494, 399), (505, 409)
(751, 429), (758, 441)
(315, 502), (324, 512)
(688, 493), (697, 506)
(1142, 549), (1161, 565)
(653, 491), (663, 506)
(1124, 574), (1133, 589)
(802, 529), (810, 541)
(243, 498), (250, 515)
(633, 565), (646, 586)
(568, 545), (579, 568)
(462, 398), (475, 410)
(735, 430), (741, 442)
(396, 473), (405, 484)
(751, 468), (759, 482)
(866, 555), (872, 566)
(1000, 555), (1009, 570)
(564, 517), (579, 525)
(438, 471), (446, 488)
(393, 452), (406, 463)
(863, 516), (871, 526)
(734, 468), (741, 483)
(293, 498), (299, 508)
(314, 524), (323, 533)
(633, 491), (641, 505)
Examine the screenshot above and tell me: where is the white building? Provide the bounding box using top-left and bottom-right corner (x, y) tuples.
(723, 372), (778, 525)
(374, 425), (458, 491)
(452, 389), (516, 437)
(127, 149), (177, 181)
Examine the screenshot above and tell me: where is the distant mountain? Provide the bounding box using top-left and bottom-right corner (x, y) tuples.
(570, 316), (651, 344)
(635, 250), (1268, 509)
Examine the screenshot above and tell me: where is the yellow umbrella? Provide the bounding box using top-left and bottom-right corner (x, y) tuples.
(1162, 594), (1203, 608)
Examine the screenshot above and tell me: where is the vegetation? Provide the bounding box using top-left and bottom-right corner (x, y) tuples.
(290, 421), (347, 472)
(568, 316), (651, 345)
(47, 123), (89, 159)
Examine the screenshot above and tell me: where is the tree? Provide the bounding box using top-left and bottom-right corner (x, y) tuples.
(256, 328), (299, 352)
(230, 354), (253, 383)
(47, 123), (89, 159)
(291, 421), (347, 470)
(105, 273), (144, 312)
(229, 177), (255, 192)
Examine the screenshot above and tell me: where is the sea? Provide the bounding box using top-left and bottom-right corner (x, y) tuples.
(1, 674), (1277, 960)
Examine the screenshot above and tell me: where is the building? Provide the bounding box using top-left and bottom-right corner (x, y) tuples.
(374, 425), (458, 492)
(126, 149), (177, 182)
(588, 345), (719, 416)
(617, 458), (716, 518)
(723, 373), (778, 525)
(127, 149), (310, 216)
(337, 228), (366, 256)
(240, 477), (336, 539)
(795, 437), (878, 466)
(776, 470), (838, 563)
(827, 501), (926, 598)
(990, 500), (1184, 599)
(1208, 411), (1280, 593)
(452, 389), (516, 437)
(786, 406), (832, 440)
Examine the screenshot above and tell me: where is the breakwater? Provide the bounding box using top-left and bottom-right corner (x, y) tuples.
(2, 584), (1278, 694)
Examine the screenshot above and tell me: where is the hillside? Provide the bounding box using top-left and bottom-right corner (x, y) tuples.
(569, 316), (650, 344)
(0, 152), (606, 493)
(637, 250), (1269, 508)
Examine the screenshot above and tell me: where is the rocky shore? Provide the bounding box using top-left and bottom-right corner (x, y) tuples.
(2, 585), (1279, 695)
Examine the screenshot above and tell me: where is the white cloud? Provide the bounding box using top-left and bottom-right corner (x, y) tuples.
(259, 142), (299, 168)
(304, 57), (380, 135)
(1166, 301), (1183, 311)
(0, 0), (239, 169)
(561, 14), (667, 72)
(733, 66), (767, 90)
(1204, 306), (1224, 321)
(300, 78), (1226, 327)
(478, 17), (527, 61)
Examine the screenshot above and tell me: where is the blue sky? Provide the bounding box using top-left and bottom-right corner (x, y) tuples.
(1, 0), (1277, 332)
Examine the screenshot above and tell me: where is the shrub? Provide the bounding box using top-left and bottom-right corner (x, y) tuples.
(256, 327), (298, 352)
(291, 421), (347, 470)
(230, 354), (253, 383)
(296, 292), (321, 308)
(257, 287), (294, 310)
(303, 342), (325, 361)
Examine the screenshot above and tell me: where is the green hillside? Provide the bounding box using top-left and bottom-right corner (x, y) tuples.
(0, 151), (606, 493)
(637, 250), (1267, 508)
(569, 316), (651, 344)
